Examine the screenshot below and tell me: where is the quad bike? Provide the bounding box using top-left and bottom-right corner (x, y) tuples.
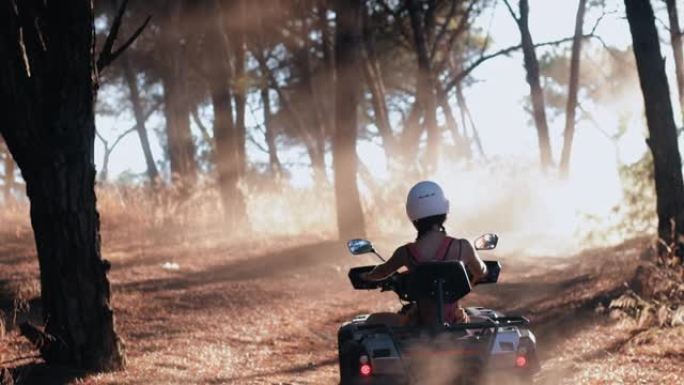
(337, 234), (540, 385)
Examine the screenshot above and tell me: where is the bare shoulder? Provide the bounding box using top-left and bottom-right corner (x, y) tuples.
(390, 244), (409, 264)
(458, 238), (476, 252)
(447, 237), (476, 260)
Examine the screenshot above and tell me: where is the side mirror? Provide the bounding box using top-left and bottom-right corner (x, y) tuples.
(474, 233), (498, 251)
(347, 239), (375, 255)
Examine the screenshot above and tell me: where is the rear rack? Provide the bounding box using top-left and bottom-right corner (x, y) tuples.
(358, 315), (530, 335)
(445, 316), (530, 331)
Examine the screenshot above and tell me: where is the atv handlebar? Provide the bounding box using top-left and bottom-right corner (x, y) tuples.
(348, 265), (399, 291)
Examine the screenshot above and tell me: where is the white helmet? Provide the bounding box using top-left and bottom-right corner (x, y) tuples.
(405, 181), (450, 222)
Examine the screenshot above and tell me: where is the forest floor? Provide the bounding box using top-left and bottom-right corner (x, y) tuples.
(1, 228), (683, 385)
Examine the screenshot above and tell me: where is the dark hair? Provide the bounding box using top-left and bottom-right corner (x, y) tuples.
(412, 214), (447, 240)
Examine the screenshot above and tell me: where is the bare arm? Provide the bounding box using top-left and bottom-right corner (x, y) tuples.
(460, 240), (487, 283)
(365, 247), (408, 281)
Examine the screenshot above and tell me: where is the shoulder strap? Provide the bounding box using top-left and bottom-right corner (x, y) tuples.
(436, 237), (454, 261)
(458, 239), (464, 261)
(406, 243), (421, 266)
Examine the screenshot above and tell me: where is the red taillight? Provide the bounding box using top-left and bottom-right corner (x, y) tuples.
(359, 354), (372, 376)
(515, 355), (527, 368)
(360, 363), (372, 376)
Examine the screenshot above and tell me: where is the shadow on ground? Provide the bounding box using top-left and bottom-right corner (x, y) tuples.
(10, 363), (84, 385)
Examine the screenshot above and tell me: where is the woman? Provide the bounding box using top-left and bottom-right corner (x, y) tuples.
(362, 181), (488, 326)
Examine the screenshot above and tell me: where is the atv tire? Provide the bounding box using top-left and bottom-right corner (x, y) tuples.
(338, 340), (363, 385)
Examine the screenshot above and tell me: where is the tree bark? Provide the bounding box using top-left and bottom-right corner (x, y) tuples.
(559, 0), (587, 177)
(121, 54), (159, 184)
(161, 74), (196, 183)
(0, 0), (124, 371)
(407, 0), (440, 172)
(232, 0), (248, 180)
(333, 0), (366, 239)
(160, 0), (197, 184)
(508, 0), (553, 170)
(625, 0), (684, 248)
(205, 0), (247, 229)
(666, 0), (684, 123)
(260, 84), (282, 177)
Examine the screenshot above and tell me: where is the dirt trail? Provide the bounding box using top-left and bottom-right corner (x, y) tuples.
(1, 234), (682, 384)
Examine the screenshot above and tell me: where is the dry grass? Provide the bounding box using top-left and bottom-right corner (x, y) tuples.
(94, 182), (338, 241)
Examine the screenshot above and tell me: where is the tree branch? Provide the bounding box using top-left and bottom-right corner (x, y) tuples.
(430, 0), (472, 59)
(377, 0), (412, 48)
(443, 33), (597, 92)
(502, 0), (519, 23)
(95, 100), (161, 154)
(109, 126), (137, 151)
(191, 108), (213, 145)
(97, 0), (151, 72)
(95, 128), (109, 151)
(247, 132), (270, 154)
(98, 0), (128, 70)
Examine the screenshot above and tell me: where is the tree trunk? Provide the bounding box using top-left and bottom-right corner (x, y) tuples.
(309, 142), (328, 187)
(300, 5), (330, 169)
(318, 0), (336, 138)
(211, 91), (246, 229)
(293, 32), (329, 187)
(101, 145), (112, 182)
(625, 0), (684, 248)
(260, 85), (282, 177)
(0, 1), (124, 371)
(255, 10), (282, 179)
(361, 49), (398, 162)
(361, 11), (398, 163)
(232, 0), (248, 180)
(205, 0), (247, 229)
(333, 0), (366, 239)
(407, 0), (440, 172)
(161, 73), (196, 183)
(400, 102), (424, 169)
(160, 1), (197, 184)
(455, 83), (486, 159)
(256, 52), (324, 184)
(559, 0), (587, 177)
(666, 0), (684, 123)
(514, 0), (553, 170)
(121, 54), (159, 184)
(436, 83), (471, 159)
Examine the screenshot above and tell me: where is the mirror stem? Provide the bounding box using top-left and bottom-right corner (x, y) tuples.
(371, 250), (386, 262)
